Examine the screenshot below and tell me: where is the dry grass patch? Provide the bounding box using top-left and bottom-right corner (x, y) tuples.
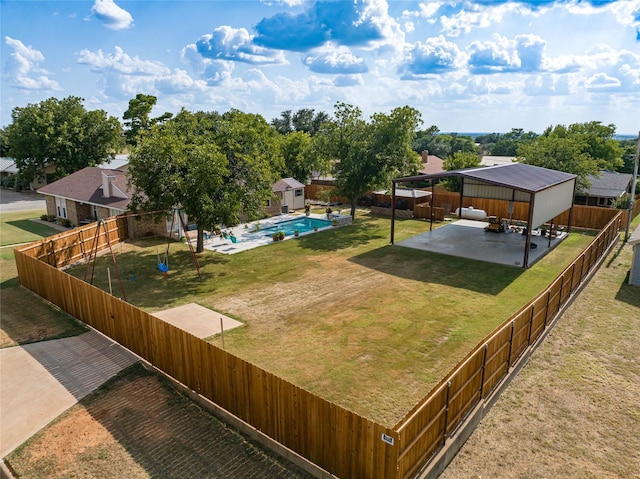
(6, 363), (313, 479)
(440, 239), (640, 479)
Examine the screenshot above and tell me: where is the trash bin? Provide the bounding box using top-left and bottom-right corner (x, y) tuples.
(281, 204), (289, 214)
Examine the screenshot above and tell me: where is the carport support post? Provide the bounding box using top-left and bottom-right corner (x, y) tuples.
(458, 178), (465, 219)
(523, 193), (535, 268)
(430, 179), (435, 231)
(390, 181), (397, 244)
(567, 179), (577, 234)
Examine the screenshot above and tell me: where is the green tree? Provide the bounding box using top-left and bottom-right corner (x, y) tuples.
(123, 93), (173, 146)
(279, 130), (314, 182)
(412, 127), (477, 159)
(6, 96), (122, 186)
(618, 137), (639, 174)
(442, 151), (482, 192)
(518, 122), (623, 190)
(271, 108), (329, 135)
(0, 128), (9, 157)
(128, 108), (282, 252)
(317, 103), (422, 218)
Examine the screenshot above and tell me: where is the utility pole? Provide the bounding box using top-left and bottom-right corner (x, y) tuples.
(625, 130), (640, 240)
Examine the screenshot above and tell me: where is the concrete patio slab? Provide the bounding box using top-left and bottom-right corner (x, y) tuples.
(152, 303), (243, 339)
(0, 330), (138, 458)
(397, 219), (567, 267)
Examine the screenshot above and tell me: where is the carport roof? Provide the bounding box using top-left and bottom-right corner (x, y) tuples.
(395, 163), (576, 193)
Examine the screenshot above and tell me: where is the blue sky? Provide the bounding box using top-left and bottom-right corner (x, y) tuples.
(2, 0), (639, 134)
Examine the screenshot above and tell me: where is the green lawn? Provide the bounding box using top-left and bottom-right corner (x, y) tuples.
(1, 209), (87, 348)
(0, 209), (60, 247)
(68, 213), (596, 425)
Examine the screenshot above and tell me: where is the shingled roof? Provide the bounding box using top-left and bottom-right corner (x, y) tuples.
(37, 167), (132, 211)
(581, 171), (632, 198)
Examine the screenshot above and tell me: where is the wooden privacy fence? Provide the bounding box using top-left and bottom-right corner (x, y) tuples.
(14, 218), (399, 479)
(14, 211), (622, 479)
(392, 211), (623, 479)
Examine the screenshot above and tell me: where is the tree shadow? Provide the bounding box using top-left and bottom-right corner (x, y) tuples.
(67, 239), (231, 310)
(295, 220), (386, 252)
(348, 244), (524, 295)
(615, 271), (640, 308)
(5, 219), (59, 239)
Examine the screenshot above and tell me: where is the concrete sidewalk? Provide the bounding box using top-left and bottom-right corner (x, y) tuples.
(0, 330), (138, 458)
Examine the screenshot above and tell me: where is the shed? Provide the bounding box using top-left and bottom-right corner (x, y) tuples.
(628, 223), (640, 286)
(391, 163), (577, 268)
(372, 188), (431, 210)
(272, 177), (306, 212)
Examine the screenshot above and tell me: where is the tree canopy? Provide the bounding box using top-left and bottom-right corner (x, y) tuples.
(412, 126), (477, 159)
(123, 93), (173, 146)
(316, 102), (422, 218)
(5, 96), (122, 185)
(518, 121), (623, 191)
(128, 109), (282, 252)
(271, 108), (329, 135)
(442, 151), (482, 192)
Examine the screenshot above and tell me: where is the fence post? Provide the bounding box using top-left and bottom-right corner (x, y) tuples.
(506, 321), (515, 369)
(559, 274), (566, 306)
(442, 381), (452, 446)
(479, 344), (488, 398)
(527, 304), (535, 345)
(543, 290), (551, 329)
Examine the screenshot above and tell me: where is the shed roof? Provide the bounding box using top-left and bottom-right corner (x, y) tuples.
(272, 177), (305, 191)
(374, 189), (431, 199)
(0, 158), (18, 174)
(395, 163), (576, 193)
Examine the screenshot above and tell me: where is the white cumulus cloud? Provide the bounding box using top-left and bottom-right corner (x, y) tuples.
(91, 0), (133, 30)
(3, 36), (61, 91)
(77, 46), (170, 76)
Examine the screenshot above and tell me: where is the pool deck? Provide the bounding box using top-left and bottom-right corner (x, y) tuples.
(204, 213), (344, 254)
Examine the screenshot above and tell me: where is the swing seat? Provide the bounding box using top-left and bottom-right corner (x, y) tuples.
(158, 263), (169, 273)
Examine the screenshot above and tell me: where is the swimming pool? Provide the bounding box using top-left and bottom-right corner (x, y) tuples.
(260, 217), (332, 237)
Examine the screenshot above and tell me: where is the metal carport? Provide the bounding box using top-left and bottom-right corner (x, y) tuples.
(390, 163), (577, 267)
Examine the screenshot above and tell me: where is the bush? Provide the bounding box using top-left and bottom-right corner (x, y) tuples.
(40, 214), (49, 221)
(612, 194), (631, 210)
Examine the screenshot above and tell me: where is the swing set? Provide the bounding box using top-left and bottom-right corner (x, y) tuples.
(83, 209), (202, 300)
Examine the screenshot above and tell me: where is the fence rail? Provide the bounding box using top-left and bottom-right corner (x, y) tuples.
(14, 209), (623, 479)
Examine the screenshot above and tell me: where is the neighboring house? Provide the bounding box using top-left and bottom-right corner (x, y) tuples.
(0, 157), (18, 184)
(629, 223), (640, 286)
(37, 167), (131, 227)
(418, 151), (445, 175)
(268, 178), (306, 215)
(575, 171), (632, 207)
(480, 156), (517, 167)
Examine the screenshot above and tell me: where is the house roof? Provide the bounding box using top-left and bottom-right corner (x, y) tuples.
(395, 163), (576, 194)
(580, 171), (632, 198)
(37, 167), (132, 211)
(480, 156), (517, 167)
(0, 158), (18, 174)
(418, 154), (445, 175)
(272, 177), (305, 191)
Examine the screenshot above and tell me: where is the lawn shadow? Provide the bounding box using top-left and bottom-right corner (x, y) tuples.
(295, 221), (385, 252)
(68, 239), (231, 310)
(349, 243), (524, 295)
(4, 219), (60, 240)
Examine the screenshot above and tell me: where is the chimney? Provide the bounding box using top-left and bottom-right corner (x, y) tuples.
(101, 171), (115, 198)
(421, 150), (429, 163)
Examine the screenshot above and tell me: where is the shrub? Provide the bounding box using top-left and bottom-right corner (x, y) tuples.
(40, 214), (49, 221)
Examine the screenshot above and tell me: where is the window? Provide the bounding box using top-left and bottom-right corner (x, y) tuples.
(266, 199), (271, 207)
(92, 205), (98, 219)
(55, 197), (67, 218)
(295, 189), (303, 197)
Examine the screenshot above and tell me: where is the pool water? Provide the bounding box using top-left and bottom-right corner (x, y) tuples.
(260, 217), (332, 237)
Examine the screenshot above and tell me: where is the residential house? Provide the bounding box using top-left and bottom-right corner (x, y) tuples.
(37, 166), (132, 226)
(418, 151), (445, 175)
(0, 157), (18, 186)
(575, 171), (632, 207)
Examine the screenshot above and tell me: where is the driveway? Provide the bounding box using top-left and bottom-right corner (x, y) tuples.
(0, 330), (138, 458)
(0, 188), (45, 213)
